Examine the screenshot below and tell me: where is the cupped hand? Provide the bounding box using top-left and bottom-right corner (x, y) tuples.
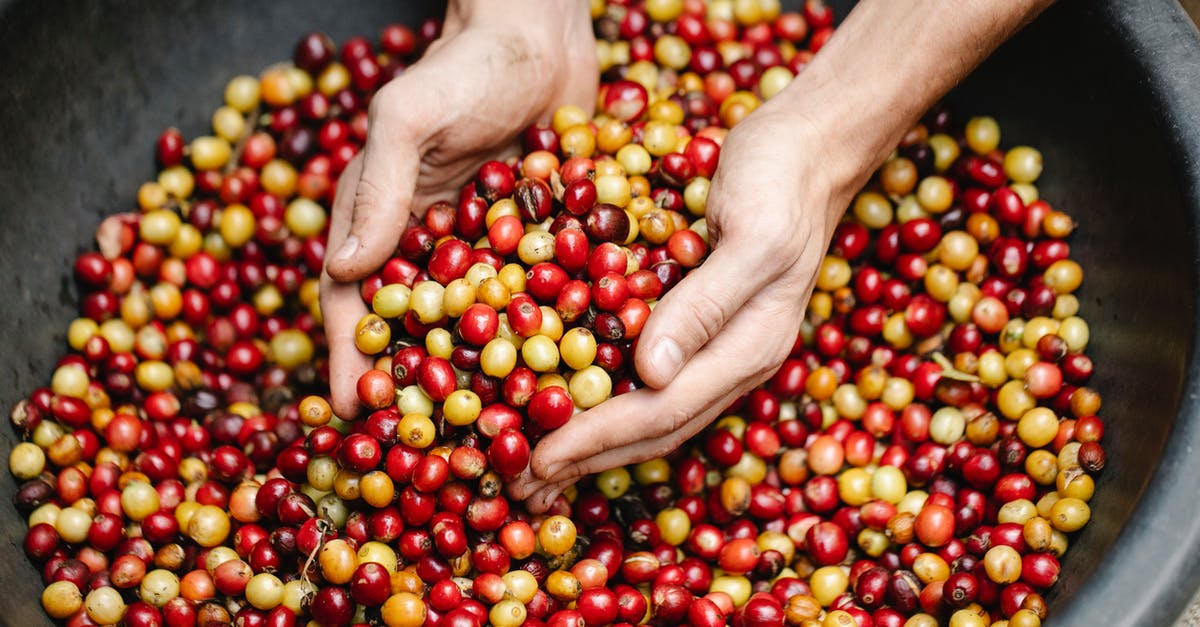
(511, 101), (865, 512)
(320, 2), (596, 419)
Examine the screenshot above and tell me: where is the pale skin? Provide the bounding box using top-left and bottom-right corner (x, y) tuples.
(321, 0), (1055, 512)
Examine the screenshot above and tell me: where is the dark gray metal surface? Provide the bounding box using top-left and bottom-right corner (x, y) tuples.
(1, 0), (1199, 625)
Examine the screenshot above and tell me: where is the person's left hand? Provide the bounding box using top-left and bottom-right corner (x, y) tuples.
(318, 1), (596, 420)
(510, 100), (862, 512)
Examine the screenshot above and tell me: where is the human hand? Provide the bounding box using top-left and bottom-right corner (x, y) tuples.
(511, 0), (1058, 511)
(511, 98), (865, 512)
(320, 1), (597, 419)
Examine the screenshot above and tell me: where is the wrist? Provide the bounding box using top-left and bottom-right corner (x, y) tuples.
(759, 74), (877, 234)
(447, 1), (594, 74)
(770, 52), (911, 190)
(450, 0), (590, 41)
(766, 0), (1054, 210)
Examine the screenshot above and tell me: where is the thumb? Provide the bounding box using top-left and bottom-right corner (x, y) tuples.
(634, 240), (770, 388)
(324, 96), (420, 282)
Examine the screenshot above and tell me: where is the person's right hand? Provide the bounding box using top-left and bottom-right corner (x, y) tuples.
(509, 99), (861, 511)
(320, 1), (596, 419)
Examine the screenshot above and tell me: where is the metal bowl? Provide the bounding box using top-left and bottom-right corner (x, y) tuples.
(2, 0), (1199, 624)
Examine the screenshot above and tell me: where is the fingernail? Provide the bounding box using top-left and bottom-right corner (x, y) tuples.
(650, 337), (684, 380)
(332, 235), (359, 263)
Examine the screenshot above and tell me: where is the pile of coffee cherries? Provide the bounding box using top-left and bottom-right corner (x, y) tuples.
(8, 1), (1105, 626)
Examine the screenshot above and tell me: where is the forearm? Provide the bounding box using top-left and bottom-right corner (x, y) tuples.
(776, 0), (1054, 213)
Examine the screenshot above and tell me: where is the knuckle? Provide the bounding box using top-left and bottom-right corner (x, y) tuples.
(664, 405), (693, 435)
(740, 220), (790, 254)
(751, 348), (788, 383)
(746, 339), (793, 388)
(642, 405), (692, 442)
(351, 177), (389, 222)
(332, 185), (354, 212)
(571, 457), (607, 480)
(530, 449), (559, 479)
(597, 429), (630, 458)
(646, 436), (681, 461)
(368, 82), (404, 119)
(333, 157), (362, 199)
(745, 311), (799, 381)
(678, 290), (730, 343)
(641, 402), (701, 458)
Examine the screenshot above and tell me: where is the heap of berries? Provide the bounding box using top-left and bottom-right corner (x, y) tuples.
(9, 1), (1103, 626)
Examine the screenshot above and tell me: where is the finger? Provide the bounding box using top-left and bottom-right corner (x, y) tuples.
(532, 385), (736, 487)
(320, 276), (373, 420)
(506, 469), (542, 501)
(634, 240), (779, 389)
(505, 465), (548, 501)
(524, 477), (579, 515)
(325, 86), (422, 282)
(534, 292), (798, 482)
(321, 155), (374, 420)
(505, 457), (560, 501)
(507, 473), (576, 514)
(540, 268), (821, 484)
(530, 388), (672, 482)
(325, 154), (364, 271)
